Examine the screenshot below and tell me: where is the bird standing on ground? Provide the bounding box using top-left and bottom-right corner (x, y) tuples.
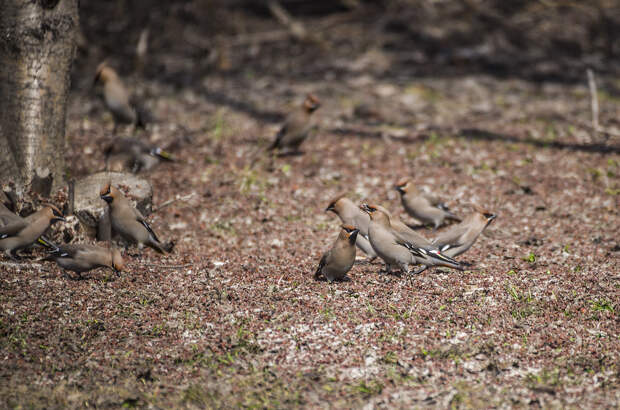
(268, 94), (320, 154)
(104, 137), (174, 173)
(0, 205), (65, 258)
(314, 225), (358, 283)
(44, 244), (125, 279)
(325, 195), (377, 260)
(100, 183), (173, 253)
(360, 203), (462, 276)
(432, 204), (496, 258)
(395, 178), (460, 229)
(93, 62), (147, 132)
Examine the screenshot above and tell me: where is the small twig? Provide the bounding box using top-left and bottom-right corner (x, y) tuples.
(587, 69), (599, 131)
(153, 193), (195, 212)
(267, 0), (308, 41)
(131, 263), (194, 269)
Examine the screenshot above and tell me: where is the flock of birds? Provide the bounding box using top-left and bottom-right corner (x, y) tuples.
(315, 183), (496, 283)
(0, 60), (497, 282)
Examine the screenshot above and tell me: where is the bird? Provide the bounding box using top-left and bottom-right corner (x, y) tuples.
(100, 183), (173, 253)
(0, 205), (65, 258)
(314, 225), (358, 283)
(432, 204), (497, 258)
(373, 204), (432, 247)
(43, 243), (125, 279)
(268, 94), (321, 154)
(93, 61), (148, 132)
(395, 178), (460, 230)
(104, 137), (174, 173)
(325, 195), (377, 260)
(360, 203), (462, 276)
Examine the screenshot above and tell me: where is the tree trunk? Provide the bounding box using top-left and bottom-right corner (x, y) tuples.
(0, 0), (78, 197)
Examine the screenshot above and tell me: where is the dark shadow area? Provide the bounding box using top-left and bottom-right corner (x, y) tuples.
(331, 127), (620, 155)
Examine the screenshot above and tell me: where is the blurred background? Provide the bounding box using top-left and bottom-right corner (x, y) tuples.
(76, 0), (620, 86)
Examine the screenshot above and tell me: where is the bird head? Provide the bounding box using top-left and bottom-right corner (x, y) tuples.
(100, 182), (116, 204)
(360, 203), (390, 224)
(394, 178), (411, 195)
(111, 248), (125, 273)
(303, 94), (321, 113)
(341, 224), (359, 244)
(359, 203), (377, 215)
(93, 61), (116, 86)
(325, 194), (346, 214)
(470, 203), (497, 224)
(44, 204), (65, 224)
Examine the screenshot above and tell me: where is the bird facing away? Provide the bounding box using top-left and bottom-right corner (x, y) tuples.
(325, 195), (377, 261)
(268, 94), (321, 154)
(360, 203), (462, 276)
(100, 183), (173, 253)
(395, 178), (460, 229)
(104, 137), (174, 173)
(93, 62), (147, 132)
(44, 244), (125, 279)
(314, 225), (358, 282)
(0, 205), (65, 258)
(432, 204), (496, 258)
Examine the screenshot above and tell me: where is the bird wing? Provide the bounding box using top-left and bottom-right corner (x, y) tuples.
(396, 238), (460, 266)
(315, 250), (331, 277)
(0, 211), (28, 238)
(268, 124), (287, 150)
(392, 225), (431, 247)
(46, 244), (83, 259)
(432, 225), (469, 251)
(138, 216), (162, 244)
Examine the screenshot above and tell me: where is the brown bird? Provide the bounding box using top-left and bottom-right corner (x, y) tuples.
(44, 244), (125, 279)
(100, 183), (173, 253)
(104, 137), (174, 173)
(395, 178), (460, 229)
(373, 204), (432, 248)
(268, 94), (320, 154)
(314, 225), (358, 282)
(432, 204), (496, 258)
(361, 203), (462, 276)
(325, 195), (377, 260)
(0, 205), (65, 258)
(93, 62), (147, 132)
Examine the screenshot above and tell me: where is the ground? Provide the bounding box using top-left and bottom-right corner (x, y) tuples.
(1, 2), (619, 408)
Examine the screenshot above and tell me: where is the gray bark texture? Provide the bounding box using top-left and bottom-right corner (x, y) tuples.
(0, 0), (78, 196)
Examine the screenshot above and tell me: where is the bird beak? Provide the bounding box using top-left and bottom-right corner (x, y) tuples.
(359, 204), (370, 213)
(101, 194), (113, 203)
(395, 185), (405, 194)
(325, 204), (335, 212)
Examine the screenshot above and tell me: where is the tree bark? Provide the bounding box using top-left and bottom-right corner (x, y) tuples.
(0, 0), (78, 197)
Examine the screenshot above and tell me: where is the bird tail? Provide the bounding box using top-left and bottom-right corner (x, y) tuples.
(37, 236), (59, 251)
(425, 249), (463, 270)
(150, 147), (174, 161)
(400, 241), (462, 271)
(151, 240), (174, 254)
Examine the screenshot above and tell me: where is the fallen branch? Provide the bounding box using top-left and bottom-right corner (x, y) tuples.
(154, 192), (195, 212)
